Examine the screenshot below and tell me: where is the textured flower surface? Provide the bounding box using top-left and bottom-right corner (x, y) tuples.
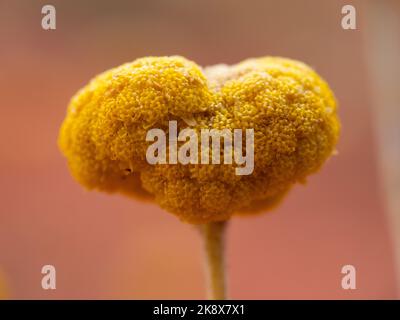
(59, 56), (340, 223)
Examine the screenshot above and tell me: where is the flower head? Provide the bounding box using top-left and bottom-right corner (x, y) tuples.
(59, 56), (340, 223)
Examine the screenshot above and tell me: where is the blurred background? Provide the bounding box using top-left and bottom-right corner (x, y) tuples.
(0, 0), (399, 299)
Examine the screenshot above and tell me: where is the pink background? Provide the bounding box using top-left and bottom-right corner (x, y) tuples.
(0, 0), (397, 298)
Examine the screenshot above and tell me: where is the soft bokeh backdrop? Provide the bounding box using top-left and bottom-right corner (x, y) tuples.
(0, 0), (398, 299)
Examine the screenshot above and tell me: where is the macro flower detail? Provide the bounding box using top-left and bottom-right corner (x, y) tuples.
(59, 56), (340, 224)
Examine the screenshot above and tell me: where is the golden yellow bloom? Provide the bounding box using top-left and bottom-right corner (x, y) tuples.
(59, 56), (340, 224)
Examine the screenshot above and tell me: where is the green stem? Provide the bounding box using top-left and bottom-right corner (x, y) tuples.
(201, 221), (228, 300)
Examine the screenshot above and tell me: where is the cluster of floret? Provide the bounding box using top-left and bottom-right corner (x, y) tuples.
(59, 56), (340, 223)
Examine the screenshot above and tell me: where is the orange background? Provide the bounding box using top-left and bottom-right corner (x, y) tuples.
(0, 0), (397, 299)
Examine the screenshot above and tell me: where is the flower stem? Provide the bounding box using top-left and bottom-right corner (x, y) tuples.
(201, 221), (228, 300)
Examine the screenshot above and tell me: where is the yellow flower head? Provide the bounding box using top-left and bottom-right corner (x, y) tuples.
(59, 56), (340, 224)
